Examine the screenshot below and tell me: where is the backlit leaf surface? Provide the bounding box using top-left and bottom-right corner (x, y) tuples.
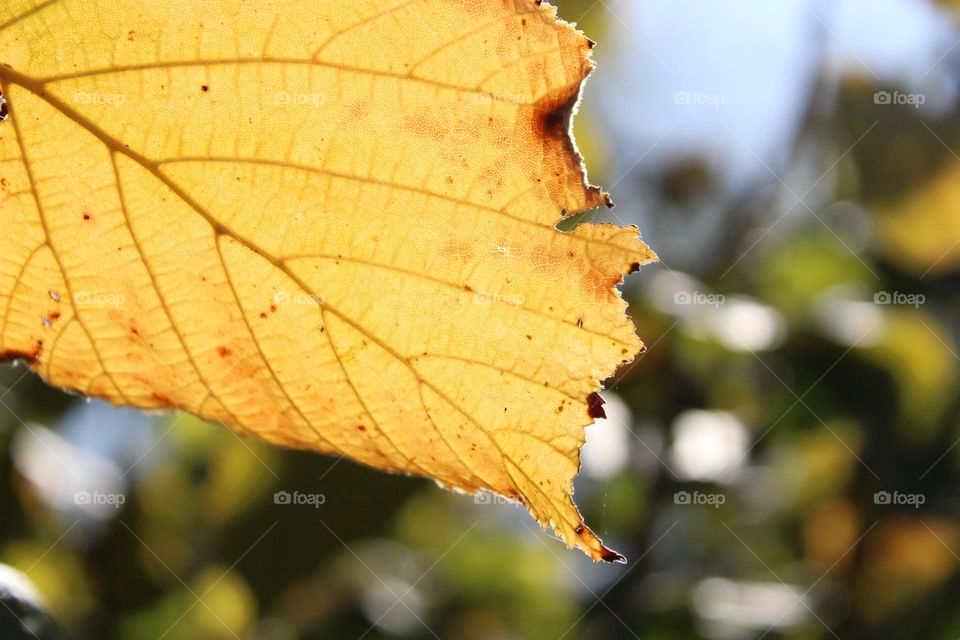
(0, 0), (654, 561)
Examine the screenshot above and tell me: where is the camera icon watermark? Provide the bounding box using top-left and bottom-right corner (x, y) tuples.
(74, 490), (126, 508)
(273, 490), (326, 508)
(874, 490), (925, 508)
(874, 90), (926, 108)
(674, 490), (726, 508)
(874, 291), (925, 308)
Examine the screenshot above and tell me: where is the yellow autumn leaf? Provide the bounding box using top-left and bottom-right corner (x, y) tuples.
(0, 0), (654, 561)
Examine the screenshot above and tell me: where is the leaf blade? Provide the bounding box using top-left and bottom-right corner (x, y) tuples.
(0, 0), (655, 561)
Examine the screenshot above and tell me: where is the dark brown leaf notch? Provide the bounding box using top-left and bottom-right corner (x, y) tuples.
(586, 391), (606, 420)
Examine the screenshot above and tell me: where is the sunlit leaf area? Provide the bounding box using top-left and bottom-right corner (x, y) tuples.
(2, 1), (960, 638)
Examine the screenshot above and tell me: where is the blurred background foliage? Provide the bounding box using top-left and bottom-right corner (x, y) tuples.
(3, 0), (960, 638)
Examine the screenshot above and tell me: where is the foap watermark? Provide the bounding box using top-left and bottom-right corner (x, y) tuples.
(874, 291), (925, 308)
(474, 91), (526, 106)
(874, 90), (926, 109)
(674, 490), (726, 508)
(73, 91), (127, 107)
(274, 490), (326, 508)
(674, 291), (725, 308)
(74, 291), (126, 308)
(273, 291), (324, 306)
(474, 491), (512, 505)
(74, 490), (126, 508)
(274, 91), (326, 108)
(473, 292), (525, 306)
(674, 91), (726, 108)
(874, 490), (925, 509)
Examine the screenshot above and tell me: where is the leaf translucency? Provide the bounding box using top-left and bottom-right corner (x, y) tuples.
(0, 0), (655, 562)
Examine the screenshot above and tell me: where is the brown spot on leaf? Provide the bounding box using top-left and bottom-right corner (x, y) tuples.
(599, 545), (626, 564)
(580, 268), (616, 302)
(521, 80), (613, 213)
(586, 392), (605, 420)
(0, 349), (38, 367)
(404, 109), (451, 143)
(217, 346), (232, 358)
(350, 100), (370, 119)
(150, 392), (173, 407)
(438, 237), (475, 261)
(537, 97), (570, 141)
